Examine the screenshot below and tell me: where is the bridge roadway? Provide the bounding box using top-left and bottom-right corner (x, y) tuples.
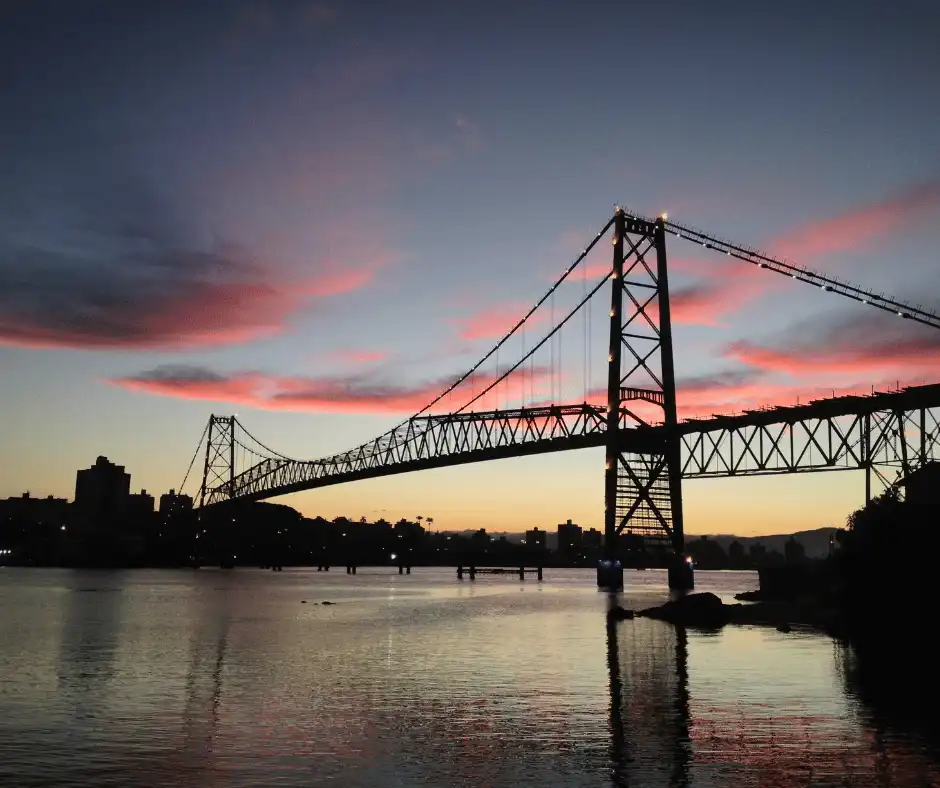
(205, 382), (940, 505)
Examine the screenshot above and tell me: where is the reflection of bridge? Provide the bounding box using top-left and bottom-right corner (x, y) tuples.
(185, 209), (940, 589)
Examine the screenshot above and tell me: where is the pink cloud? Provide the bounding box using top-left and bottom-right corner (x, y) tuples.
(0, 263), (379, 352)
(452, 304), (547, 341)
(726, 333), (940, 381)
(770, 178), (940, 261)
(107, 365), (554, 415)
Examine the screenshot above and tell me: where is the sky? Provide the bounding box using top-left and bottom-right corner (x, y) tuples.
(2, 0), (939, 537)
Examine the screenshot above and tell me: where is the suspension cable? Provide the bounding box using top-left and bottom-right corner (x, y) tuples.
(618, 205), (940, 331)
(211, 218), (616, 476)
(179, 418), (210, 495)
(412, 215), (616, 419)
(236, 419), (295, 460)
(456, 271), (614, 413)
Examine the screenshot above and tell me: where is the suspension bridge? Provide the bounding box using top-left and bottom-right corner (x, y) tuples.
(181, 208), (940, 589)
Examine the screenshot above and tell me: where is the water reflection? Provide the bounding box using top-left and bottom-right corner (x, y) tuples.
(181, 612), (229, 757)
(4, 569), (940, 787)
(607, 597), (690, 787)
(56, 575), (126, 714)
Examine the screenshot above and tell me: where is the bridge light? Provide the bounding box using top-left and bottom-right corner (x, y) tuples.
(758, 263), (765, 268)
(609, 310), (615, 317)
(608, 355), (614, 362)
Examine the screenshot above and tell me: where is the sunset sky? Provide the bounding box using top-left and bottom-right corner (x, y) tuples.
(2, 1), (939, 536)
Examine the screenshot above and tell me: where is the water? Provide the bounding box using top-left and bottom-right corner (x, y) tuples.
(0, 568), (937, 787)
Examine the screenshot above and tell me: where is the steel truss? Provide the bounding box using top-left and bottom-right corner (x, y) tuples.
(204, 404), (608, 504)
(200, 384), (940, 510)
(199, 415), (235, 508)
(676, 384), (940, 494)
(604, 210), (683, 554)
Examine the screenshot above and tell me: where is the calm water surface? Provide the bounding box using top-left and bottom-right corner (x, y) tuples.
(0, 568), (937, 787)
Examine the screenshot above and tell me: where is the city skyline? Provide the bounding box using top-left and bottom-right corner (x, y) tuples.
(2, 1), (940, 535)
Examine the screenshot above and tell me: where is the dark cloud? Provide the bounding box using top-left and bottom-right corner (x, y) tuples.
(108, 363), (554, 414)
(725, 310), (940, 379)
(0, 179), (370, 351)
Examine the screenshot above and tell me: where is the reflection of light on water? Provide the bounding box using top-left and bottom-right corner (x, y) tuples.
(1, 569), (939, 786)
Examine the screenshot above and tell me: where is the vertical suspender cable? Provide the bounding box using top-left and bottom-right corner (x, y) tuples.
(550, 290), (555, 403)
(583, 264), (587, 402)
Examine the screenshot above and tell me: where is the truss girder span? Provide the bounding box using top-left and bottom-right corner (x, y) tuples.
(678, 398), (940, 490)
(205, 405), (609, 504)
(201, 384), (940, 509)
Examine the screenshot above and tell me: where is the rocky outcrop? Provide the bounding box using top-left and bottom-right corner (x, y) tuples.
(637, 592), (728, 628)
(607, 605), (634, 620)
(634, 592), (841, 632)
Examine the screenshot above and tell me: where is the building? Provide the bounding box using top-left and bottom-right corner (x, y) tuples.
(0, 492), (70, 526)
(127, 489), (155, 520)
(74, 456), (130, 523)
(159, 489), (194, 514)
(525, 527), (547, 549)
(471, 528), (490, 548)
(557, 519), (582, 555)
(582, 528), (602, 550)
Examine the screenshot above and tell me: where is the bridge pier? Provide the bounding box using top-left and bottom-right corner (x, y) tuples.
(668, 554), (694, 591)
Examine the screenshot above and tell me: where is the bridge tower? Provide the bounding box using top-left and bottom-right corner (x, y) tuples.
(199, 415), (236, 508)
(599, 209), (693, 591)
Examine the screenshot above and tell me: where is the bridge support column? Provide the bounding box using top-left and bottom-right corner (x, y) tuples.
(599, 209), (691, 591)
(600, 209), (627, 592)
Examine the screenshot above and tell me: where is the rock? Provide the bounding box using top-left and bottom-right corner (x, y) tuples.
(637, 592), (728, 628)
(734, 590), (764, 601)
(776, 622), (792, 633)
(321, 601), (335, 605)
(301, 600), (307, 604)
(607, 605), (634, 620)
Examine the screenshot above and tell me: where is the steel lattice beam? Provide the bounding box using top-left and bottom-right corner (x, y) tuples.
(676, 385), (940, 485)
(202, 383), (940, 506)
(204, 404), (611, 504)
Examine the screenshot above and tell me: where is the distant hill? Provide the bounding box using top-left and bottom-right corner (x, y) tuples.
(440, 527), (837, 558)
(694, 527), (838, 559)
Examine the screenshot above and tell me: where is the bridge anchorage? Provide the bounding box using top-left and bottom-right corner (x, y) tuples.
(184, 207), (940, 591)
